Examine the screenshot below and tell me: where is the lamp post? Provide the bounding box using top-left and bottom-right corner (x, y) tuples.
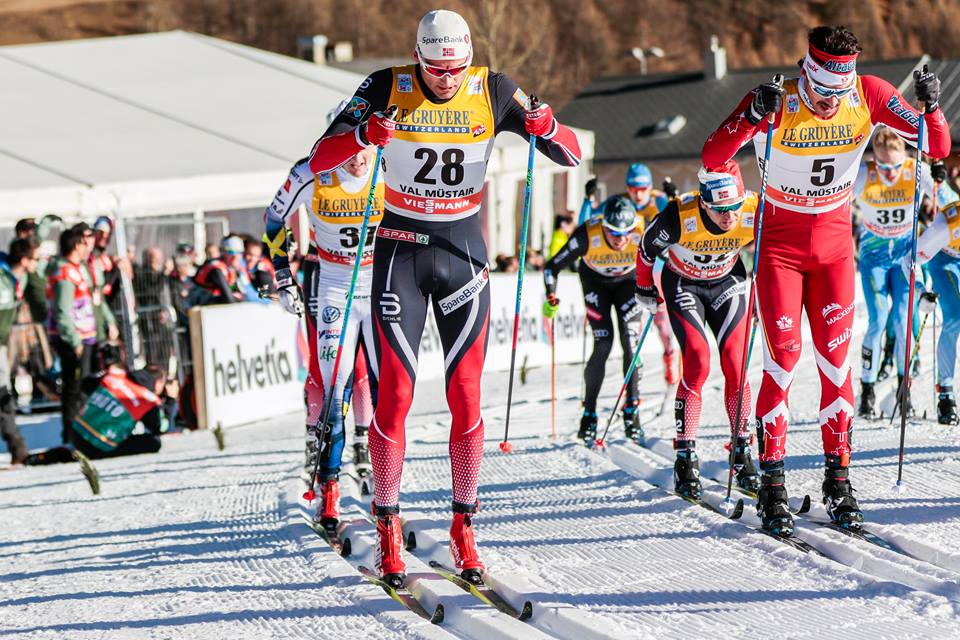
(630, 46), (665, 75)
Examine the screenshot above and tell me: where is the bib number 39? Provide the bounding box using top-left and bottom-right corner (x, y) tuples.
(413, 148), (465, 186)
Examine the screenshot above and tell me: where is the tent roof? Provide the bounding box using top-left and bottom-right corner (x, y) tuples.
(0, 31), (367, 219)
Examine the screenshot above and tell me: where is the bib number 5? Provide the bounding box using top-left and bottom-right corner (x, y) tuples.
(811, 158), (835, 187)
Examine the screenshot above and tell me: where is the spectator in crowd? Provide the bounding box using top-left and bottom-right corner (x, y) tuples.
(14, 219), (46, 324)
(0, 239), (38, 463)
(134, 246), (174, 366)
(47, 226), (97, 444)
(243, 235), (275, 294)
(195, 235), (251, 304)
(23, 357), (177, 465)
(494, 254), (520, 273)
(204, 242), (221, 261)
(14, 218), (36, 240)
(75, 223), (119, 345)
(169, 242), (204, 324)
(525, 248), (546, 271)
(91, 216), (122, 308)
(548, 211), (576, 258)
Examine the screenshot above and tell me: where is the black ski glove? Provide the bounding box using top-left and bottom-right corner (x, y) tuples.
(932, 160), (948, 184)
(585, 177), (598, 200)
(663, 178), (678, 199)
(914, 64), (940, 113)
(746, 81), (785, 125)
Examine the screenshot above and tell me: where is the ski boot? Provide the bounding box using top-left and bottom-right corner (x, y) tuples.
(857, 381), (876, 420)
(730, 437), (760, 495)
(673, 445), (702, 501)
(937, 386), (959, 425)
(663, 351), (680, 385)
(578, 411), (597, 445)
(450, 502), (485, 585)
(911, 354), (921, 378)
(314, 478), (340, 530)
(757, 468), (794, 535)
(304, 424), (319, 475)
(623, 402), (644, 445)
(354, 425), (371, 477)
(373, 504), (406, 588)
(878, 336), (894, 381)
(822, 464), (864, 531)
(896, 375), (915, 418)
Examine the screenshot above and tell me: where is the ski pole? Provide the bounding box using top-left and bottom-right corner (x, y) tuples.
(550, 317), (557, 440)
(500, 95), (540, 454)
(580, 316), (588, 405)
(723, 74), (783, 509)
(933, 299), (938, 410)
(896, 88), (928, 488)
(746, 316), (759, 364)
(304, 108), (393, 501)
(889, 310), (928, 425)
(596, 312), (655, 448)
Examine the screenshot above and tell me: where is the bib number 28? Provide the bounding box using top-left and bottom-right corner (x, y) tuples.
(413, 148), (465, 186)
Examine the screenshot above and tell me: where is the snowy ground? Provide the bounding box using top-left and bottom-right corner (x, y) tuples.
(2, 311), (960, 639)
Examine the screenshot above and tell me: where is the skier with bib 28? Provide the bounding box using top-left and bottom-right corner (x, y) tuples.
(278, 9), (581, 586)
(702, 25), (950, 534)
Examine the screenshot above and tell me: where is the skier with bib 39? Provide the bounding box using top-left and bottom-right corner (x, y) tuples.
(281, 9), (581, 586)
(702, 25), (950, 534)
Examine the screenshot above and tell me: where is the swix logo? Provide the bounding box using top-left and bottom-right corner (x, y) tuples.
(379, 292), (401, 321)
(828, 327), (853, 352)
(776, 315), (793, 331)
(821, 302), (842, 318)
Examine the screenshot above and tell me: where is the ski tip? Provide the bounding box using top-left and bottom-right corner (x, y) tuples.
(499, 441), (513, 453)
(519, 601), (534, 621)
(796, 494), (812, 515)
(405, 530), (417, 552)
(303, 489), (316, 502)
(430, 603), (445, 625)
(341, 537), (352, 558)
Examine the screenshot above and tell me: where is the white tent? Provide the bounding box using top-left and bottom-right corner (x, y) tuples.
(0, 31), (594, 256)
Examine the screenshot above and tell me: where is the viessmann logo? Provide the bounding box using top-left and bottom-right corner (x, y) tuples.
(212, 338), (293, 397)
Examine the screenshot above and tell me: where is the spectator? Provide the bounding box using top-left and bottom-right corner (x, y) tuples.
(204, 242), (221, 260)
(134, 246), (174, 366)
(14, 218), (36, 240)
(195, 235), (250, 304)
(525, 248), (545, 271)
(243, 234), (275, 294)
(548, 211), (576, 258)
(47, 226), (97, 444)
(169, 243), (203, 323)
(74, 223), (119, 345)
(23, 359), (177, 465)
(494, 254), (520, 273)
(91, 216), (123, 309)
(0, 239), (38, 463)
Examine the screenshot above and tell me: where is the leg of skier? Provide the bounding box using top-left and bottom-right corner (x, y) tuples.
(930, 253), (960, 424)
(804, 249), (862, 530)
(302, 260), (324, 475)
(613, 281), (643, 443)
(579, 274), (615, 444)
(351, 340), (376, 479)
(652, 259), (679, 385)
(859, 260), (892, 418)
(889, 262), (915, 416)
(660, 267), (709, 500)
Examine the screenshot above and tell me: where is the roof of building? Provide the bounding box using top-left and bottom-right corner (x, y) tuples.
(559, 58), (933, 163)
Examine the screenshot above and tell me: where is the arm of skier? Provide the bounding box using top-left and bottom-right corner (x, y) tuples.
(490, 73), (581, 167)
(852, 163), (868, 202)
(263, 159), (316, 272)
(636, 200), (680, 289)
(702, 89), (783, 168)
(860, 74), (951, 159)
(914, 211), (951, 266)
(543, 224), (588, 296)
(305, 69), (394, 174)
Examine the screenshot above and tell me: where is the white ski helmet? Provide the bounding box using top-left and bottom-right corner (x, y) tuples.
(416, 9), (472, 62)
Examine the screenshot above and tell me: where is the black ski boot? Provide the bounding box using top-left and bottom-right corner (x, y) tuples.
(622, 402), (644, 445)
(757, 468), (794, 535)
(822, 464), (863, 531)
(878, 336), (895, 381)
(578, 411), (597, 444)
(857, 381), (876, 420)
(911, 354), (921, 378)
(673, 446), (702, 500)
(731, 438), (760, 495)
(937, 386), (959, 426)
(897, 375), (915, 418)
(354, 425), (371, 477)
(304, 424), (319, 475)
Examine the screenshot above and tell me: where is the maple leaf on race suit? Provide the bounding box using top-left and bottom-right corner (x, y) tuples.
(822, 409), (851, 457)
(760, 413), (790, 460)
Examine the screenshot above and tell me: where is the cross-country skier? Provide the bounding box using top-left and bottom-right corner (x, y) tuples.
(579, 164), (680, 384)
(636, 162), (761, 499)
(273, 9), (581, 586)
(263, 145), (382, 530)
(908, 196), (960, 425)
(543, 195), (645, 444)
(853, 128), (948, 419)
(702, 25), (950, 534)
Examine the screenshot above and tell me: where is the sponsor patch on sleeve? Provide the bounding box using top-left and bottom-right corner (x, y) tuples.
(344, 96), (371, 122)
(512, 87), (530, 109)
(397, 73), (413, 93)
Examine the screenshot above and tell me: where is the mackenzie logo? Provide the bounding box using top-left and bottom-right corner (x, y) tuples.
(821, 302), (842, 318)
(212, 340), (293, 397)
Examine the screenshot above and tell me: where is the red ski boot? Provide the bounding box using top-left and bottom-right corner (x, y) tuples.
(373, 504), (406, 588)
(315, 479), (340, 530)
(450, 505), (485, 585)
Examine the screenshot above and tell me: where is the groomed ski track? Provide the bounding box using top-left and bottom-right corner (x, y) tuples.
(2, 315), (960, 638)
